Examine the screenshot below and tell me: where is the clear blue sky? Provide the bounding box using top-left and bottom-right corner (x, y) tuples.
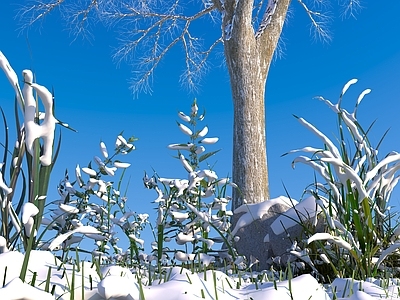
(1, 2), (400, 251)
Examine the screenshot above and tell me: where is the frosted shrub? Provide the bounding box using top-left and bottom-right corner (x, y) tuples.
(144, 100), (238, 272)
(0, 51), (79, 281)
(286, 79), (400, 280)
(45, 99), (240, 274)
(39, 134), (151, 268)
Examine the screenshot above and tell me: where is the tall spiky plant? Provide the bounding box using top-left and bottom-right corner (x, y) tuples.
(144, 99), (237, 273)
(0, 51), (74, 281)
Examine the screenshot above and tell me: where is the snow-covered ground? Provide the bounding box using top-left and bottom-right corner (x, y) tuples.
(0, 249), (399, 300)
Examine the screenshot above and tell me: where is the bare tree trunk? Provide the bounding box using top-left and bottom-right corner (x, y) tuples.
(222, 0), (291, 266)
(226, 41), (269, 209)
(223, 0), (290, 209)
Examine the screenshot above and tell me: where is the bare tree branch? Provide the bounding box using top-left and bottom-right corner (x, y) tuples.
(255, 0), (279, 39)
(19, 0), (103, 40)
(297, 0), (332, 42)
(19, 0), (362, 93)
(179, 37), (223, 91)
(103, 2), (219, 95)
(19, 0), (65, 29)
(63, 0), (100, 40)
(340, 0), (362, 18)
(296, 0), (362, 42)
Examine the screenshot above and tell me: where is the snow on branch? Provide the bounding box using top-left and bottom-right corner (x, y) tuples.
(340, 0), (362, 18)
(19, 0), (221, 95)
(255, 0), (279, 39)
(18, 0), (65, 28)
(108, 2), (220, 94)
(19, 0), (101, 39)
(253, 0), (268, 24)
(297, 0), (332, 42)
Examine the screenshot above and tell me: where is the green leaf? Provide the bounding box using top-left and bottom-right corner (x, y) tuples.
(199, 150), (220, 163)
(99, 167), (108, 175)
(50, 130), (62, 172)
(200, 179), (208, 189)
(14, 169), (27, 216)
(60, 120), (77, 132)
(0, 107), (9, 176)
(14, 96), (22, 135)
(128, 136), (138, 143)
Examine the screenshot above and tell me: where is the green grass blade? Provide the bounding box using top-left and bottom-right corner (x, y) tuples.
(45, 266), (51, 293)
(0, 107), (9, 174)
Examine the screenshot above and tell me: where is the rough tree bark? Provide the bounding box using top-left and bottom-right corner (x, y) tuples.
(216, 0), (291, 266)
(220, 0), (291, 210)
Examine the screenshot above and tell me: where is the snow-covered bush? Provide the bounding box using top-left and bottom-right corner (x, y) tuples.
(43, 100), (240, 275)
(0, 50), (77, 281)
(143, 99), (238, 272)
(40, 134), (150, 269)
(286, 79), (400, 280)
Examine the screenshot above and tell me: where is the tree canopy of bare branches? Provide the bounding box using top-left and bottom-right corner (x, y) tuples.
(19, 0), (360, 94)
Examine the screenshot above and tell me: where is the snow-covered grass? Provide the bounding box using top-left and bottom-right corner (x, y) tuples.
(282, 79), (400, 281)
(2, 250), (400, 299)
(2, 51), (400, 299)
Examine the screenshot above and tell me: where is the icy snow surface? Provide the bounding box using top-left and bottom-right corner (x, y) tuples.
(0, 250), (399, 299)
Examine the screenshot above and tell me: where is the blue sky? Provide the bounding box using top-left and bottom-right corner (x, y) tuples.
(1, 1), (400, 252)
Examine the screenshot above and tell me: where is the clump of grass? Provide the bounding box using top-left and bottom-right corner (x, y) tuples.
(285, 79), (400, 280)
(0, 51), (75, 282)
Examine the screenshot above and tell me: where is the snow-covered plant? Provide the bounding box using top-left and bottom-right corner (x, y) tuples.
(0, 51), (76, 281)
(144, 99), (238, 272)
(39, 135), (152, 268)
(286, 79), (400, 280)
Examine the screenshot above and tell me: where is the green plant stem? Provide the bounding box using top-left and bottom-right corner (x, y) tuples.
(19, 229), (35, 282)
(3, 137), (26, 240)
(157, 224), (164, 273)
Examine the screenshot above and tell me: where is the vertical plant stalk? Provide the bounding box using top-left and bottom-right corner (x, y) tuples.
(157, 224), (164, 273)
(20, 136), (41, 282)
(137, 273), (146, 300)
(4, 133), (26, 240)
(3, 99), (26, 241)
(19, 225), (36, 281)
(0, 107), (10, 239)
(81, 260), (85, 299)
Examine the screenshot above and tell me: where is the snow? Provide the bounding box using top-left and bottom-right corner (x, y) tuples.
(230, 195), (295, 236)
(0, 249), (398, 299)
(270, 195), (318, 235)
